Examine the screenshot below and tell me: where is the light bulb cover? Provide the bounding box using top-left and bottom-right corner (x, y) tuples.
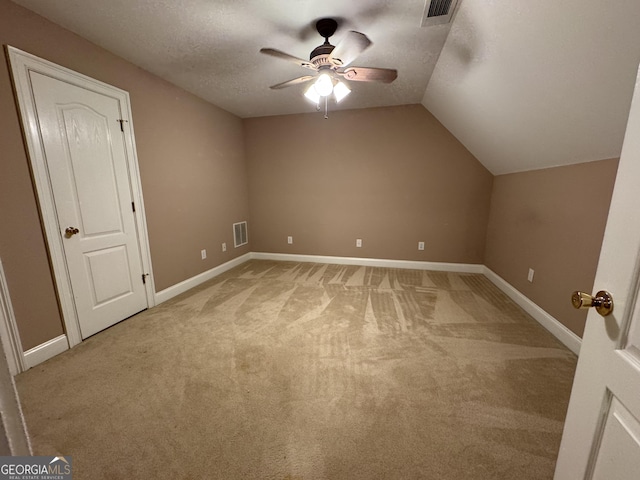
(333, 81), (351, 103)
(304, 84), (321, 104)
(313, 74), (334, 97)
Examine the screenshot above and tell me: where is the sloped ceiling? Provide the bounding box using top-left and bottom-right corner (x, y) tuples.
(10, 0), (640, 174)
(423, 0), (640, 174)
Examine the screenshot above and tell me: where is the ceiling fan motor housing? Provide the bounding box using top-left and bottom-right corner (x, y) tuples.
(310, 44), (334, 60)
(310, 18), (338, 60)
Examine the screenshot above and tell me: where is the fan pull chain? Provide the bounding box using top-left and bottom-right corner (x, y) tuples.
(324, 95), (329, 119)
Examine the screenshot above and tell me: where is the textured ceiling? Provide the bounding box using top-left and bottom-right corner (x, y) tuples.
(10, 0), (452, 118)
(10, 0), (640, 174)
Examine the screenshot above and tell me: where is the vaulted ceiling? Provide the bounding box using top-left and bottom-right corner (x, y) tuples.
(10, 0), (640, 174)
(423, 0), (640, 173)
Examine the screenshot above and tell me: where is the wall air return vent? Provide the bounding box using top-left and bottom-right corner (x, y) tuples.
(421, 0), (460, 27)
(233, 221), (248, 248)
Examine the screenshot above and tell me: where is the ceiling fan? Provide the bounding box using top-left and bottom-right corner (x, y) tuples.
(260, 18), (397, 105)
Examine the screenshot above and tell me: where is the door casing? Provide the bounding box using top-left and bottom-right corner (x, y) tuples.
(7, 46), (156, 357)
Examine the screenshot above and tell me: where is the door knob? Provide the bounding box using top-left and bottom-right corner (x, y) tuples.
(64, 227), (80, 238)
(571, 290), (614, 317)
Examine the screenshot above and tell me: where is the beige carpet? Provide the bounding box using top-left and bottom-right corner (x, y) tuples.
(16, 260), (577, 479)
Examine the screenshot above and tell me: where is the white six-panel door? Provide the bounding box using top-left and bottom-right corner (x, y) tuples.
(554, 64), (640, 479)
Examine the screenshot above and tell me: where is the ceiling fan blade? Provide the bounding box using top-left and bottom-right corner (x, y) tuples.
(338, 67), (398, 83)
(329, 31), (372, 66)
(260, 48), (316, 70)
(269, 75), (316, 89)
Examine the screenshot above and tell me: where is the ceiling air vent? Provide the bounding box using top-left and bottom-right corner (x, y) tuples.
(421, 0), (460, 27)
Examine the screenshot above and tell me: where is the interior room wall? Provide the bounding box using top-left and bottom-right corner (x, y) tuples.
(244, 105), (493, 264)
(0, 0), (618, 359)
(0, 0), (249, 351)
(484, 158), (619, 337)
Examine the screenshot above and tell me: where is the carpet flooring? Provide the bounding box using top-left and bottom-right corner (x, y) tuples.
(16, 260), (577, 479)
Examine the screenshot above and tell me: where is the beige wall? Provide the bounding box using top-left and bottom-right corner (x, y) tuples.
(244, 105), (493, 263)
(0, 0), (249, 350)
(484, 159), (619, 337)
(0, 0), (618, 355)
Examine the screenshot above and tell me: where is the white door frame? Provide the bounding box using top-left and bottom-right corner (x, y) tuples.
(6, 46), (156, 353)
(0, 258), (25, 376)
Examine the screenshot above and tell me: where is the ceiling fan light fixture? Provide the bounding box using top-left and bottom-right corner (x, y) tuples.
(304, 84), (321, 104)
(313, 73), (334, 97)
(333, 81), (351, 103)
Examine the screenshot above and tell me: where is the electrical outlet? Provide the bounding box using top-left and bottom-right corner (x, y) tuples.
(418, 241), (425, 251)
(528, 268), (535, 283)
(356, 239), (362, 248)
(287, 236), (293, 244)
(201, 249), (207, 260)
(222, 243), (226, 252)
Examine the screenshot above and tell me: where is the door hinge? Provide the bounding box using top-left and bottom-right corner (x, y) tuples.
(132, 202), (136, 212)
(117, 119), (129, 132)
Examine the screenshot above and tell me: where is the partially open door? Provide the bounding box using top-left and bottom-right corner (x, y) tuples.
(555, 64), (640, 479)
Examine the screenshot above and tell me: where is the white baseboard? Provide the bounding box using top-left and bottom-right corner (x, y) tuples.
(250, 252), (485, 274)
(483, 267), (581, 355)
(23, 335), (69, 370)
(155, 253), (252, 304)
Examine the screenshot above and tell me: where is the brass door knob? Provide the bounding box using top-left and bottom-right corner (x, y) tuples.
(64, 227), (80, 238)
(571, 290), (614, 317)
